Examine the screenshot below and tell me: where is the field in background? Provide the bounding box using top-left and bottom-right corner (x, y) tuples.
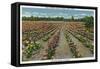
(22, 21), (94, 61)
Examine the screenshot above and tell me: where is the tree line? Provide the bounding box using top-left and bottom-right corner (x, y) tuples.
(22, 16), (80, 21)
(22, 16), (94, 28)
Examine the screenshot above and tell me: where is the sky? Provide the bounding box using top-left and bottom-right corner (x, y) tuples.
(21, 6), (94, 19)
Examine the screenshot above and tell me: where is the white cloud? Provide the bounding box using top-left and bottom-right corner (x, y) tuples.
(80, 13), (87, 16)
(22, 11), (31, 17)
(32, 12), (40, 15)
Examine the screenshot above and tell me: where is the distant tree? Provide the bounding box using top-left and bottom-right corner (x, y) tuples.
(71, 16), (74, 21)
(30, 16), (33, 21)
(22, 16), (65, 21)
(83, 16), (94, 28)
(22, 16), (27, 21)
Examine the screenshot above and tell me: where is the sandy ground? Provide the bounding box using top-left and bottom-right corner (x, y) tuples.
(68, 32), (93, 57)
(22, 21), (94, 61)
(53, 30), (73, 59)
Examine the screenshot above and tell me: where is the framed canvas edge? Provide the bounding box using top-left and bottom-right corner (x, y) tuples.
(11, 2), (98, 67)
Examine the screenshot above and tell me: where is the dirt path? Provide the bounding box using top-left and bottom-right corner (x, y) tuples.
(53, 26), (73, 59)
(68, 32), (93, 57)
(31, 39), (48, 60)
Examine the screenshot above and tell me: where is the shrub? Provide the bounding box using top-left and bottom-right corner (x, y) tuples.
(25, 42), (41, 58)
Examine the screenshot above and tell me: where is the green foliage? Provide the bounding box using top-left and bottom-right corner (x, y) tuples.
(25, 42), (41, 58)
(42, 36), (50, 41)
(78, 36), (86, 43)
(85, 43), (94, 54)
(71, 16), (74, 21)
(47, 49), (55, 59)
(22, 16), (94, 23)
(22, 16), (65, 21)
(83, 16), (94, 28)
